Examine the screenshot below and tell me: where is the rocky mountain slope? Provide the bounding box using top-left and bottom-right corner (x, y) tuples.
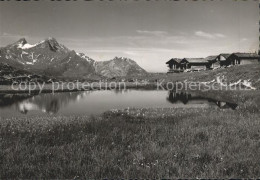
(0, 63), (49, 85)
(0, 38), (147, 80)
(0, 38), (97, 79)
(94, 56), (147, 78)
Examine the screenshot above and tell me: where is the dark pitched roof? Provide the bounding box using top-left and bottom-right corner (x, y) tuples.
(232, 53), (259, 58)
(204, 55), (218, 61)
(183, 58), (207, 63)
(166, 58), (182, 64)
(166, 59), (172, 64)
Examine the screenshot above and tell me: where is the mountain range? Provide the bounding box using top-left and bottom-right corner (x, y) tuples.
(0, 38), (147, 82)
(95, 56), (147, 78)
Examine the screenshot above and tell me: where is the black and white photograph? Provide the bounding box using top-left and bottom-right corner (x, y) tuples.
(0, 0), (260, 178)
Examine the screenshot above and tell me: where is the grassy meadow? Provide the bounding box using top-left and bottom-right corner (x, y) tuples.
(0, 90), (260, 178)
(0, 64), (260, 178)
(130, 64), (260, 89)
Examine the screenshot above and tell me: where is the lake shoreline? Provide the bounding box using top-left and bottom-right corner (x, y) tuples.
(0, 81), (258, 95)
(1, 88), (259, 118)
(0, 82), (159, 94)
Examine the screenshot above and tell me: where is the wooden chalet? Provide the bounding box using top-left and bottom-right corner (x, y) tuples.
(226, 53), (260, 65)
(166, 58), (185, 73)
(204, 55), (220, 69)
(166, 57), (211, 73)
(216, 53), (231, 66)
(166, 52), (259, 73)
(181, 58), (211, 71)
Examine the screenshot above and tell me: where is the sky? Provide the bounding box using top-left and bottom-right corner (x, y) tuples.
(0, 0), (259, 72)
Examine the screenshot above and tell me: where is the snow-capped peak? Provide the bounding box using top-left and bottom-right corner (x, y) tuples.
(17, 39), (43, 50)
(18, 43), (37, 49)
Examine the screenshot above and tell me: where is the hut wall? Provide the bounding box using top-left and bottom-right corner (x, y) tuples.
(189, 65), (207, 71)
(221, 60), (231, 66)
(212, 61), (220, 69)
(167, 63), (173, 69)
(240, 59), (259, 65)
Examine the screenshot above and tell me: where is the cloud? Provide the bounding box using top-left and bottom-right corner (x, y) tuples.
(240, 38), (248, 42)
(62, 34), (195, 52)
(195, 31), (214, 39)
(215, 33), (226, 38)
(195, 31), (226, 39)
(136, 30), (168, 36)
(1, 32), (28, 38)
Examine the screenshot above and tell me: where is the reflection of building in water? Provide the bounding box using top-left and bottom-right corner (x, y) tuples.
(168, 91), (190, 104)
(167, 91), (238, 110)
(15, 92), (90, 115)
(114, 89), (129, 94)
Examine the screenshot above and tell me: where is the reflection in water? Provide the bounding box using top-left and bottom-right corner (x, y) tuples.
(0, 94), (32, 108)
(168, 91), (190, 104)
(167, 91), (238, 110)
(114, 89), (129, 94)
(0, 90), (239, 117)
(15, 91), (91, 115)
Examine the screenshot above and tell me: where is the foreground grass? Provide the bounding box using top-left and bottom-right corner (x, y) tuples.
(1, 106), (260, 178)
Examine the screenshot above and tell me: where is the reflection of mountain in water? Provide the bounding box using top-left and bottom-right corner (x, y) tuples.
(15, 91), (91, 115)
(167, 91), (238, 110)
(0, 94), (32, 108)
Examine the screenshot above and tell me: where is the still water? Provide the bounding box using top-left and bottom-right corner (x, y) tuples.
(0, 90), (238, 117)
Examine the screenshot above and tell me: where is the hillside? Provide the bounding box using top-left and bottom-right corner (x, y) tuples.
(0, 38), (99, 79)
(94, 56), (147, 78)
(0, 63), (49, 85)
(127, 64), (260, 89)
(0, 38), (147, 80)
